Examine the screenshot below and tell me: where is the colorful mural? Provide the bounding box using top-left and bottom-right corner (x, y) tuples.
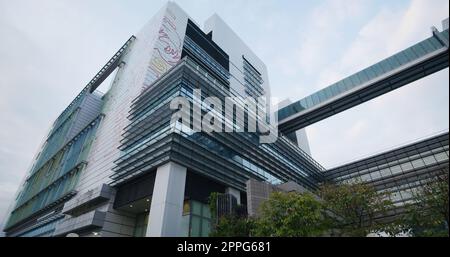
(143, 11), (183, 91)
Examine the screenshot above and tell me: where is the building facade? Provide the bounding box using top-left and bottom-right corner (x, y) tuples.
(324, 132), (449, 220)
(3, 2), (323, 237)
(3, 2), (449, 237)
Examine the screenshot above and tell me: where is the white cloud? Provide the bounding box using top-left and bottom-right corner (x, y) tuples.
(315, 0), (449, 89)
(308, 0), (449, 168)
(296, 0), (370, 75)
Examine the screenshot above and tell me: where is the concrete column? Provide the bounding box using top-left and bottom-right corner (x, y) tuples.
(226, 187), (241, 205)
(146, 162), (187, 237)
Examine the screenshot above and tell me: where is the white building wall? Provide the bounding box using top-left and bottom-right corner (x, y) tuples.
(76, 2), (189, 194)
(204, 15), (271, 99)
(63, 2), (190, 236)
(146, 162), (187, 237)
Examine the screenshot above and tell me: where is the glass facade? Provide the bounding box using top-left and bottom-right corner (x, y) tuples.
(243, 56), (264, 98)
(133, 213), (149, 237)
(187, 200), (212, 237)
(325, 132), (449, 209)
(111, 24), (325, 192)
(111, 56), (324, 191)
(5, 114), (102, 230)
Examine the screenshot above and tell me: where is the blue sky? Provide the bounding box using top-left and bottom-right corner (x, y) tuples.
(0, 0), (448, 230)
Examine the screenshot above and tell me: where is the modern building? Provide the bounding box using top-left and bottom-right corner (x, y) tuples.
(3, 2), (323, 237)
(3, 2), (449, 237)
(324, 132), (449, 221)
(246, 132), (449, 222)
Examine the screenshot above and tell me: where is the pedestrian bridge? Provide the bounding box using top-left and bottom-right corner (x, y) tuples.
(277, 24), (449, 135)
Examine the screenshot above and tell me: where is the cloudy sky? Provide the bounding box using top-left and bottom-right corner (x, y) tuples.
(0, 0), (448, 230)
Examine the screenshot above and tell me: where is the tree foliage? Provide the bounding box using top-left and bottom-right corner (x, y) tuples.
(208, 175), (450, 237)
(209, 215), (254, 237)
(318, 181), (394, 236)
(405, 172), (449, 237)
(252, 191), (326, 237)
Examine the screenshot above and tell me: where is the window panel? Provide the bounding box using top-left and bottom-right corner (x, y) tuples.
(201, 220), (211, 237)
(365, 67), (377, 81)
(379, 168), (392, 177)
(429, 37), (442, 50)
(312, 93), (320, 105)
(190, 216), (201, 237)
(350, 74), (361, 86)
(411, 158), (425, 169)
(380, 59), (393, 72)
(397, 50), (410, 65)
(400, 162), (414, 172)
(357, 70), (370, 84)
(191, 201), (202, 215)
(434, 152), (448, 162)
(404, 48), (418, 60)
(423, 155), (437, 165)
(370, 170), (382, 180)
(412, 44), (426, 57)
(330, 83), (339, 96)
(306, 96), (313, 108)
(420, 40), (434, 53)
(390, 165), (403, 175)
(323, 88), (332, 100)
(342, 78), (353, 90)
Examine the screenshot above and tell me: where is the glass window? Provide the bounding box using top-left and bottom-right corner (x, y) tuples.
(201, 221), (211, 237)
(422, 155), (437, 165)
(360, 172), (372, 182)
(380, 168), (391, 177)
(412, 44), (426, 57)
(312, 93), (320, 105)
(364, 67), (376, 81)
(370, 170), (382, 180)
(357, 70), (369, 84)
(190, 216), (201, 237)
(390, 56), (400, 69)
(342, 78), (354, 90)
(317, 91), (326, 103)
(350, 74), (361, 86)
(299, 99), (307, 110)
(400, 162), (413, 172)
(391, 191), (402, 202)
(404, 47), (418, 60)
(411, 158), (425, 169)
(324, 88), (332, 99)
(397, 50), (409, 65)
(434, 152), (448, 162)
(202, 205), (211, 219)
(400, 189), (412, 200)
(390, 165), (403, 175)
(180, 215), (190, 237)
(421, 39), (436, 52)
(306, 96), (313, 108)
(191, 201), (202, 216)
(330, 84), (339, 96)
(372, 63), (384, 77)
(429, 37), (442, 50)
(380, 59), (393, 72)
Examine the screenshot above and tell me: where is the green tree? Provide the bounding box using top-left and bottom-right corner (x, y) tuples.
(406, 172), (449, 237)
(209, 215), (254, 237)
(251, 191), (327, 237)
(318, 181), (394, 237)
